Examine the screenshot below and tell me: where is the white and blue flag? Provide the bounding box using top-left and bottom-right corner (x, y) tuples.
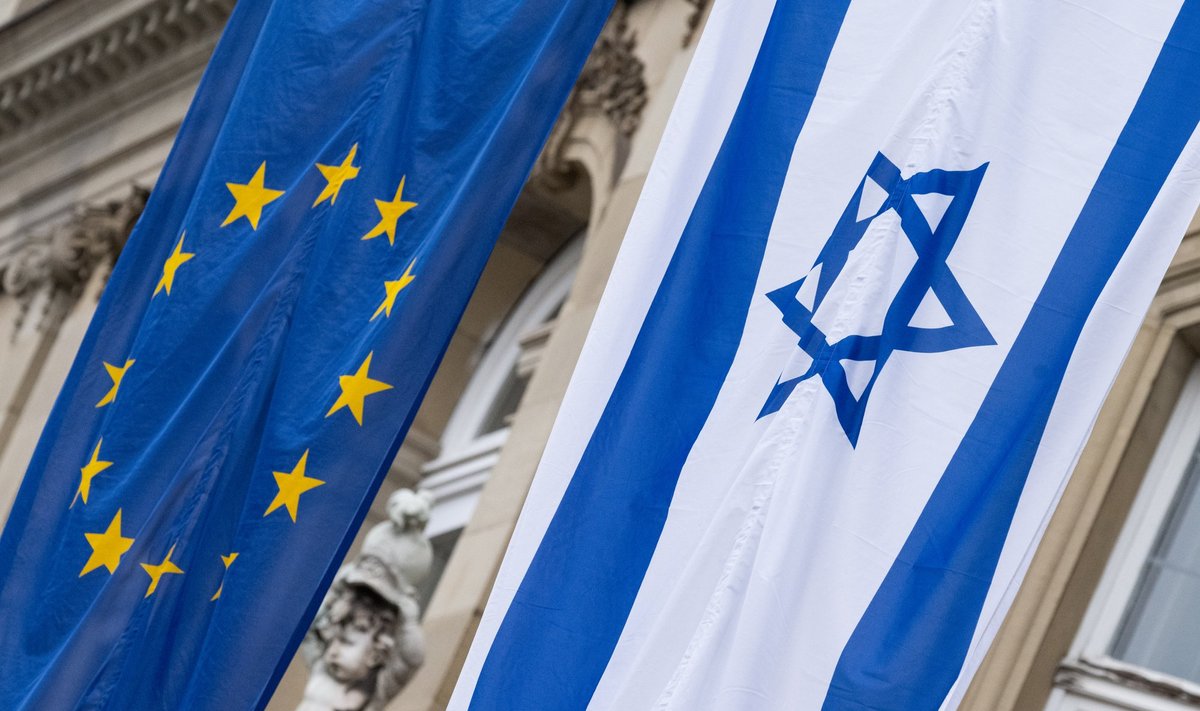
(453, 1), (1200, 709)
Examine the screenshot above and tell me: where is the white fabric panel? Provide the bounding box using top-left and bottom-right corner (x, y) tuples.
(594, 2), (1187, 708)
(452, 1), (1200, 709)
(448, 1), (779, 703)
(944, 121), (1200, 711)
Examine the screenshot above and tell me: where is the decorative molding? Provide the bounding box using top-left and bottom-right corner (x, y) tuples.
(575, 13), (647, 139)
(419, 440), (502, 539)
(682, 0), (710, 46)
(515, 318), (555, 379)
(385, 428), (442, 490)
(0, 186), (147, 330)
(537, 5), (647, 188)
(1056, 657), (1200, 709)
(0, 0), (235, 140)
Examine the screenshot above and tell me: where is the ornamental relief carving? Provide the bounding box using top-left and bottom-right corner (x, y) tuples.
(536, 4), (648, 190)
(574, 13), (649, 140)
(534, 0), (707, 193)
(682, 0), (711, 47)
(0, 0), (235, 141)
(0, 186), (147, 332)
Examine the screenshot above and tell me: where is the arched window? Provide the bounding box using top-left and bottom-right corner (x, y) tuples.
(410, 237), (582, 609)
(419, 235), (583, 533)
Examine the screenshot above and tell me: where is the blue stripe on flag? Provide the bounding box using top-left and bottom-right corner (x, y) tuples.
(469, 1), (853, 708)
(821, 4), (1200, 710)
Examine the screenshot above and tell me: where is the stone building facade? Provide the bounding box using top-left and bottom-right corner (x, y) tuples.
(1, 1), (1199, 710)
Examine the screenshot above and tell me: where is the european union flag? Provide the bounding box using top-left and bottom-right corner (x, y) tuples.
(0, 0), (611, 707)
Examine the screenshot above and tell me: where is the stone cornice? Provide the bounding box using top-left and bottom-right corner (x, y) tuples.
(0, 0), (234, 140)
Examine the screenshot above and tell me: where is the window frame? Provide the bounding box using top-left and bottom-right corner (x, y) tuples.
(1049, 363), (1200, 709)
(419, 236), (583, 538)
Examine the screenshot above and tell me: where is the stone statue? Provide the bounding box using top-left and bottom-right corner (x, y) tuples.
(299, 488), (435, 711)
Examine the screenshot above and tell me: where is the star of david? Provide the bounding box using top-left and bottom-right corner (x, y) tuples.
(761, 152), (994, 445)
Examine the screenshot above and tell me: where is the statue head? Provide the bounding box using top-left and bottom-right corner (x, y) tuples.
(385, 488), (433, 533)
(319, 584), (398, 685)
(300, 489), (432, 710)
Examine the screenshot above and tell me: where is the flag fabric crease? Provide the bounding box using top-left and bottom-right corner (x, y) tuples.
(454, 1), (1200, 709)
(0, 0), (612, 707)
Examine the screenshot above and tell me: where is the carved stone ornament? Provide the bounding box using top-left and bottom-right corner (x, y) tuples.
(299, 489), (435, 711)
(682, 0), (711, 47)
(536, 4), (648, 187)
(574, 13), (648, 139)
(0, 186), (148, 331)
(0, 0), (236, 140)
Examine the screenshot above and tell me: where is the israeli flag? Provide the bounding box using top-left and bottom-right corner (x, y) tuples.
(454, 1), (1200, 709)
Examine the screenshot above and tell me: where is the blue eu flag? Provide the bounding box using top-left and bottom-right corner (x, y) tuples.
(0, 0), (612, 707)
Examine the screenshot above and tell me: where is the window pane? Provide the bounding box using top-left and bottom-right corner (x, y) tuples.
(415, 528), (463, 615)
(475, 367), (531, 437)
(1111, 452), (1200, 682)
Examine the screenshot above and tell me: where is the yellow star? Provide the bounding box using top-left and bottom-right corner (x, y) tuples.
(371, 259), (417, 321)
(95, 358), (134, 408)
(221, 161), (285, 230)
(80, 509), (135, 576)
(361, 177), (418, 245)
(140, 543), (184, 598)
(264, 450), (325, 522)
(153, 232), (195, 297)
(210, 551), (239, 601)
(73, 439), (113, 507)
(312, 144), (360, 207)
(326, 352), (394, 426)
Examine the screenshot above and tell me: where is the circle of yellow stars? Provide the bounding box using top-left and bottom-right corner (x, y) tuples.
(74, 142), (421, 602)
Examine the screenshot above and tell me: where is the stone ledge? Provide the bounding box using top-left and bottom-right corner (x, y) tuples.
(0, 0), (233, 139)
(1056, 656), (1200, 708)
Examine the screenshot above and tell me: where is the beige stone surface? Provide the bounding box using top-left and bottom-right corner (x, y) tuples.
(382, 163), (654, 711)
(0, 291), (56, 458)
(265, 232), (559, 711)
(0, 0), (18, 24)
(375, 8), (707, 707)
(0, 0), (221, 527)
(961, 224), (1200, 710)
(0, 265), (108, 524)
(0, 2), (713, 711)
(412, 242), (544, 438)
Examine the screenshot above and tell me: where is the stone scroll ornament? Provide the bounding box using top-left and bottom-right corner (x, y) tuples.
(298, 489), (435, 711)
